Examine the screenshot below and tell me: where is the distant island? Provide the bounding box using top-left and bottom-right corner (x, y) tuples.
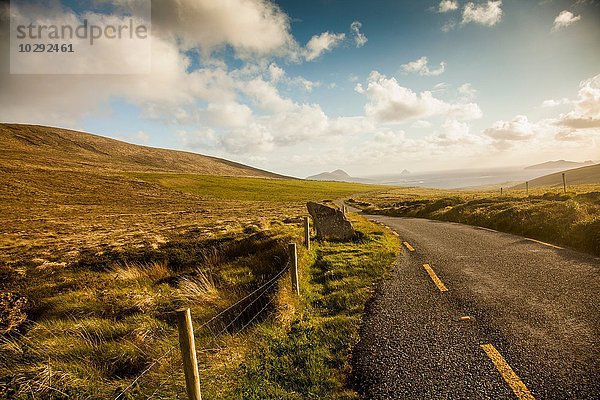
(524, 160), (594, 170)
(306, 169), (372, 183)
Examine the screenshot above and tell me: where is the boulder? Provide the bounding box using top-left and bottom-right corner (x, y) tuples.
(307, 201), (355, 241)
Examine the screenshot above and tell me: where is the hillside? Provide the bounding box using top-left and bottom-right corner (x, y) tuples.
(524, 160), (594, 170)
(512, 163), (600, 189)
(0, 123), (286, 178)
(0, 125), (394, 398)
(0, 123), (383, 266)
(307, 169), (372, 183)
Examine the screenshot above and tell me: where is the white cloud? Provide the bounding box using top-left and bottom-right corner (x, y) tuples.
(304, 31), (346, 61)
(554, 74), (600, 129)
(433, 82), (451, 92)
(552, 10), (581, 31)
(438, 0), (459, 13)
(357, 71), (482, 123)
(429, 119), (486, 147)
(242, 78), (295, 113)
(350, 21), (368, 48)
(204, 102), (254, 129)
(483, 115), (537, 141)
(462, 1), (503, 26)
(152, 0), (297, 58)
(266, 63), (319, 91)
(482, 74), (600, 147)
(401, 56), (446, 76)
(458, 83), (478, 101)
(411, 120), (433, 129)
(441, 20), (457, 32)
(288, 76), (321, 92)
(268, 63), (285, 83)
(541, 98), (571, 107)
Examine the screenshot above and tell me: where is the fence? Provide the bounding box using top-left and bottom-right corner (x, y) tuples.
(114, 230), (309, 399)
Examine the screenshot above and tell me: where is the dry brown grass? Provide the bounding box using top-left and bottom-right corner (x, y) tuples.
(177, 270), (220, 304)
(111, 261), (172, 283)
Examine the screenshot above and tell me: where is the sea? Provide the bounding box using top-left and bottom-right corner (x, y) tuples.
(366, 166), (572, 189)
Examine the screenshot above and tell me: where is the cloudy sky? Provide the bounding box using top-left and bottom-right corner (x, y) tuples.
(1, 0), (599, 177)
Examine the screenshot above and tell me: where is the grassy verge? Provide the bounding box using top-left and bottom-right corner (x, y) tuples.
(234, 215), (399, 399)
(351, 184), (600, 256)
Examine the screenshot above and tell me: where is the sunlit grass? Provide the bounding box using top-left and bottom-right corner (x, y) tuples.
(352, 184), (600, 255)
(129, 172), (388, 202)
(235, 215), (399, 399)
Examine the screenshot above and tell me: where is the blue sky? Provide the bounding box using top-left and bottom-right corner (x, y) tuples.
(1, 0), (599, 177)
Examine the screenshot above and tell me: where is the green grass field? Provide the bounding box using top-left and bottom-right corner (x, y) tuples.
(130, 172), (388, 202)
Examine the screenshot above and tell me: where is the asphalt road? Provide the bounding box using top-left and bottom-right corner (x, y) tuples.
(351, 215), (600, 400)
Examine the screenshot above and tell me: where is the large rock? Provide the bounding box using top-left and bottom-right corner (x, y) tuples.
(307, 201), (355, 241)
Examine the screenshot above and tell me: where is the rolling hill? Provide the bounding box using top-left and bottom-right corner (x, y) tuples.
(0, 123), (286, 178)
(512, 163), (600, 189)
(524, 160), (595, 170)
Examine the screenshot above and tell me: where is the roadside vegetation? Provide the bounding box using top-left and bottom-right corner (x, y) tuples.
(350, 184), (600, 256)
(0, 212), (398, 399)
(235, 216), (398, 399)
(1, 153), (397, 399)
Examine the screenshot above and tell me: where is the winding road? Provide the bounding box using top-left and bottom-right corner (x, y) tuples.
(351, 214), (600, 399)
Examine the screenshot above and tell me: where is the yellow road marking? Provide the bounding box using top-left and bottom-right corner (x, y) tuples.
(479, 227), (497, 233)
(480, 344), (536, 400)
(423, 264), (448, 292)
(392, 231), (399, 237)
(526, 238), (562, 250)
(403, 241), (415, 252)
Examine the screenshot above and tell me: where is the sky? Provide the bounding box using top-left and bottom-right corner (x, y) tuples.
(0, 0), (599, 178)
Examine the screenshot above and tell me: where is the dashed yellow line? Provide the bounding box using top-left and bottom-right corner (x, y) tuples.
(526, 238), (562, 250)
(423, 264), (448, 292)
(480, 344), (536, 400)
(403, 241), (415, 252)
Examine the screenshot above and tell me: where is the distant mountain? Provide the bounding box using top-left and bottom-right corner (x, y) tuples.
(306, 169), (372, 183)
(512, 163), (600, 189)
(400, 169), (411, 175)
(524, 160), (594, 170)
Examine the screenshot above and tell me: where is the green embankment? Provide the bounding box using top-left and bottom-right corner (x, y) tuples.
(352, 185), (600, 256)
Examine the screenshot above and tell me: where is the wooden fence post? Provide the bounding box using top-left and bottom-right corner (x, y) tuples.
(303, 217), (310, 250)
(562, 173), (566, 193)
(176, 308), (202, 400)
(500, 187), (503, 196)
(526, 181), (529, 197)
(288, 243), (299, 296)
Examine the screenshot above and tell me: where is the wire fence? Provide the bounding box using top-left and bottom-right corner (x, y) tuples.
(113, 261), (290, 400)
